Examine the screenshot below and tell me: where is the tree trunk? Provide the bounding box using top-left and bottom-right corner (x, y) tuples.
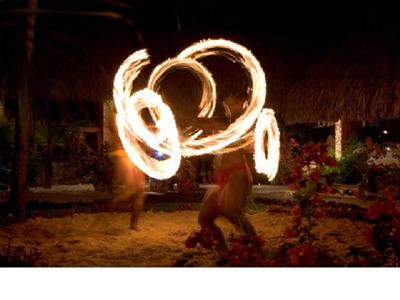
(10, 47), (31, 218)
(10, 0), (37, 217)
(26, 0), (38, 155)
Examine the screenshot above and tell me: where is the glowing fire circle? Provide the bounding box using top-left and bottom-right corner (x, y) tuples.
(113, 39), (280, 180)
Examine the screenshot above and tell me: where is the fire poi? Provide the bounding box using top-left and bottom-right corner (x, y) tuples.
(113, 39), (280, 180)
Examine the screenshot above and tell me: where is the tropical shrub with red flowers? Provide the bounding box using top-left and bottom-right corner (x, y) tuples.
(364, 188), (400, 266)
(184, 143), (341, 267)
(217, 235), (267, 267)
(285, 143), (337, 242)
(184, 228), (219, 250)
(268, 242), (342, 267)
(182, 141), (400, 267)
(278, 143), (341, 266)
(362, 164), (400, 199)
(185, 229), (269, 267)
(272, 137), (300, 185)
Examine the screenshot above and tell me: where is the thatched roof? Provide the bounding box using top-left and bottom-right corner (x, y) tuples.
(1, 48), (112, 104)
(1, 24), (297, 116)
(280, 20), (400, 124)
(0, 20), (125, 104)
(31, 51), (111, 102)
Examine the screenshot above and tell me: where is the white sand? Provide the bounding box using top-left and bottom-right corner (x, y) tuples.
(0, 211), (370, 267)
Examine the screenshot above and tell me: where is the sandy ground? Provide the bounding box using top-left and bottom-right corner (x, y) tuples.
(0, 210), (370, 267)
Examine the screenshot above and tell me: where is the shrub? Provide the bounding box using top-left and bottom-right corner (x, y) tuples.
(0, 243), (41, 267)
(364, 188), (400, 266)
(335, 139), (368, 185)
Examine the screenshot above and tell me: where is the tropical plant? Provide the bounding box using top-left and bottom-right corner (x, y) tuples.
(362, 164), (400, 198)
(335, 139), (368, 184)
(0, 115), (41, 188)
(277, 143), (342, 266)
(364, 190), (400, 266)
(0, 242), (41, 267)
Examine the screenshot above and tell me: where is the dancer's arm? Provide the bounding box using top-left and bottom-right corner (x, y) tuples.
(192, 117), (227, 134)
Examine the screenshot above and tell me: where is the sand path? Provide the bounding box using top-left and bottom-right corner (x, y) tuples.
(0, 211), (370, 266)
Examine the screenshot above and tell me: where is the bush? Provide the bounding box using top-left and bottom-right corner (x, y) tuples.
(335, 140), (368, 184)
(0, 243), (41, 267)
(362, 164), (400, 198)
(0, 116), (42, 187)
(364, 188), (400, 266)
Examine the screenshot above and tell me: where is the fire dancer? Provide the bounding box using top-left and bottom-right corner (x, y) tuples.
(107, 114), (146, 230)
(193, 93), (256, 250)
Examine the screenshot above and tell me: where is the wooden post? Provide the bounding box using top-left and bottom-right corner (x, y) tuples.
(334, 119), (342, 160)
(336, 119), (361, 159)
(10, 46), (31, 217)
(10, 0), (37, 217)
(26, 0), (38, 155)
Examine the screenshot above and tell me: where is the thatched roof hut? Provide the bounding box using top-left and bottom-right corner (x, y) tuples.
(0, 43), (112, 105)
(31, 52), (111, 103)
(0, 18), (302, 129)
(280, 19), (400, 124)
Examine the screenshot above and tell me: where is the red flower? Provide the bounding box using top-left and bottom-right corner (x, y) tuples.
(286, 244), (318, 267)
(291, 165), (303, 180)
(288, 182), (301, 191)
(287, 246), (301, 266)
(320, 185), (333, 194)
(252, 235), (266, 249)
(383, 188), (395, 204)
(301, 244), (318, 267)
(289, 138), (300, 148)
(198, 228), (216, 249)
(367, 201), (387, 220)
(285, 228), (299, 238)
(310, 171), (321, 183)
(363, 228), (374, 245)
(325, 157), (337, 167)
(390, 219), (400, 241)
(185, 231), (200, 248)
(367, 197), (397, 220)
(312, 194), (322, 204)
(291, 204), (302, 216)
(314, 207), (325, 219)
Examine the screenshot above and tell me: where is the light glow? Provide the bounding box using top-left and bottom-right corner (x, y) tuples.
(114, 89), (181, 180)
(335, 119), (342, 160)
(113, 39), (280, 180)
(254, 109), (280, 181)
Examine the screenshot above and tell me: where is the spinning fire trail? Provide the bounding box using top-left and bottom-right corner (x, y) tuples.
(113, 39), (280, 180)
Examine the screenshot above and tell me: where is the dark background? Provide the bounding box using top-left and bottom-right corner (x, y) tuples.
(2, 0), (396, 71)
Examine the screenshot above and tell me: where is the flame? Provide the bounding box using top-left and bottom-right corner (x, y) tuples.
(115, 89), (181, 179)
(254, 109), (280, 181)
(113, 39), (280, 180)
(178, 39), (266, 156)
